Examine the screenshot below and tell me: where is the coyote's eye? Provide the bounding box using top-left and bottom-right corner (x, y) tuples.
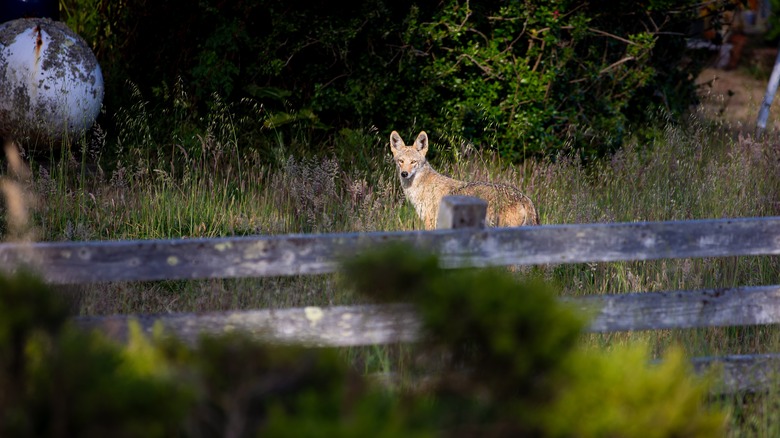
(411, 160), (417, 166)
(398, 159), (404, 165)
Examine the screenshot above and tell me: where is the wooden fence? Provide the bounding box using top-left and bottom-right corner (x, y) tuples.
(2, 195), (780, 393)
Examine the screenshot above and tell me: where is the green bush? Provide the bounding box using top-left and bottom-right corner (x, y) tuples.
(0, 271), (192, 436)
(381, 0), (712, 158)
(0, 249), (724, 436)
(342, 244), (726, 436)
(60, 0), (714, 159)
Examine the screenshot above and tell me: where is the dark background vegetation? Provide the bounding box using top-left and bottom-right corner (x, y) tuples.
(62, 0), (717, 160)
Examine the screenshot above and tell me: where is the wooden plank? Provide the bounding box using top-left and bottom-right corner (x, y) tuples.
(75, 303), (421, 347)
(74, 306), (780, 394)
(577, 285), (780, 332)
(3, 216), (780, 284)
(693, 354), (780, 394)
(75, 285), (780, 346)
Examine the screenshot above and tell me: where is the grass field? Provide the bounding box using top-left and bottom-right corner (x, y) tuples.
(3, 94), (780, 435)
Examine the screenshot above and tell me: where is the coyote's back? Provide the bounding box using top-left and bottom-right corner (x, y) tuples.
(389, 130), (538, 229)
(451, 181), (538, 227)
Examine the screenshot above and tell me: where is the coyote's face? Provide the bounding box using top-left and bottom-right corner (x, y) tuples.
(389, 131), (428, 182)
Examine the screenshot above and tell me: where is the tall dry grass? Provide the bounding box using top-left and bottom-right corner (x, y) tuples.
(5, 104), (780, 317)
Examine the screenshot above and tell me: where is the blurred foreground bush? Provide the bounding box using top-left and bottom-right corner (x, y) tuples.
(0, 248), (724, 436)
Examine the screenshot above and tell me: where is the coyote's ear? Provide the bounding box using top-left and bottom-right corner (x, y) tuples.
(413, 131), (428, 155)
(390, 131), (405, 154)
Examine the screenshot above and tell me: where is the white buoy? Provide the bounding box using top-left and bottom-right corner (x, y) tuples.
(0, 18), (104, 146)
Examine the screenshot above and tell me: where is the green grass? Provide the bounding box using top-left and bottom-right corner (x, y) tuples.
(3, 95), (780, 436)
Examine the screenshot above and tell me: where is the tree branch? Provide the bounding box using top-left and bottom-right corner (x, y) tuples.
(588, 28), (638, 46)
(599, 56), (636, 75)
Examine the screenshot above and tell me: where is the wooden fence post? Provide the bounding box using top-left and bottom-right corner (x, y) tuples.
(436, 196), (488, 229)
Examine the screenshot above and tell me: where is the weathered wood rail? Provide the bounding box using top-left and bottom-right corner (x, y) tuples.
(1, 215), (780, 283)
(2, 196), (780, 393)
(74, 285), (780, 345)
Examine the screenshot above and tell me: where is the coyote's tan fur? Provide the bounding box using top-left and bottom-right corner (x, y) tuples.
(390, 130), (539, 229)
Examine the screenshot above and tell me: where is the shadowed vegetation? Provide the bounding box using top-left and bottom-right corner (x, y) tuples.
(0, 251), (726, 436)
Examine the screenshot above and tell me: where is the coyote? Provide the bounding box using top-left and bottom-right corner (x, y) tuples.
(390, 130), (539, 229)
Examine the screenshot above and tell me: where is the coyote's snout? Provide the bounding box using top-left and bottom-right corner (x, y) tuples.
(390, 130), (539, 229)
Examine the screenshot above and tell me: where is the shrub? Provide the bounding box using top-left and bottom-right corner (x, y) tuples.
(0, 249), (724, 436)
(387, 0), (709, 158)
(60, 0), (715, 159)
(342, 244), (726, 436)
(0, 271), (192, 436)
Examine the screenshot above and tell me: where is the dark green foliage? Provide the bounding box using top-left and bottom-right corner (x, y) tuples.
(394, 0), (708, 158)
(419, 272), (583, 399)
(765, 0), (780, 43)
(61, 0), (714, 159)
(340, 242), (441, 303)
(0, 271), (193, 437)
(343, 247), (583, 434)
(0, 253), (724, 436)
(342, 245), (725, 436)
(0, 271), (421, 437)
(0, 270), (69, 432)
(180, 334), (420, 437)
(343, 243), (584, 401)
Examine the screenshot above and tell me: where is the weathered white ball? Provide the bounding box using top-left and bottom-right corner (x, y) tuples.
(0, 18), (104, 145)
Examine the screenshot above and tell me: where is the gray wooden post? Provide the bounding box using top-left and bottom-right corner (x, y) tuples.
(436, 196), (488, 229)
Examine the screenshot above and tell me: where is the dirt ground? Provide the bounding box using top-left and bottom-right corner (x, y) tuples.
(695, 47), (780, 131)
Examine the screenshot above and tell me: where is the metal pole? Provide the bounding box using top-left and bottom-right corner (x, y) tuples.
(756, 43), (780, 137)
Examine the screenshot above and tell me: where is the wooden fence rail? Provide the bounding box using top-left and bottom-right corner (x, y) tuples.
(1, 216), (780, 284)
(76, 285), (780, 346)
(75, 306), (780, 394)
(77, 285), (780, 394)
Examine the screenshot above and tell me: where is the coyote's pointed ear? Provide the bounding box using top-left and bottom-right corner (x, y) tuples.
(390, 131), (405, 154)
(413, 131), (428, 155)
